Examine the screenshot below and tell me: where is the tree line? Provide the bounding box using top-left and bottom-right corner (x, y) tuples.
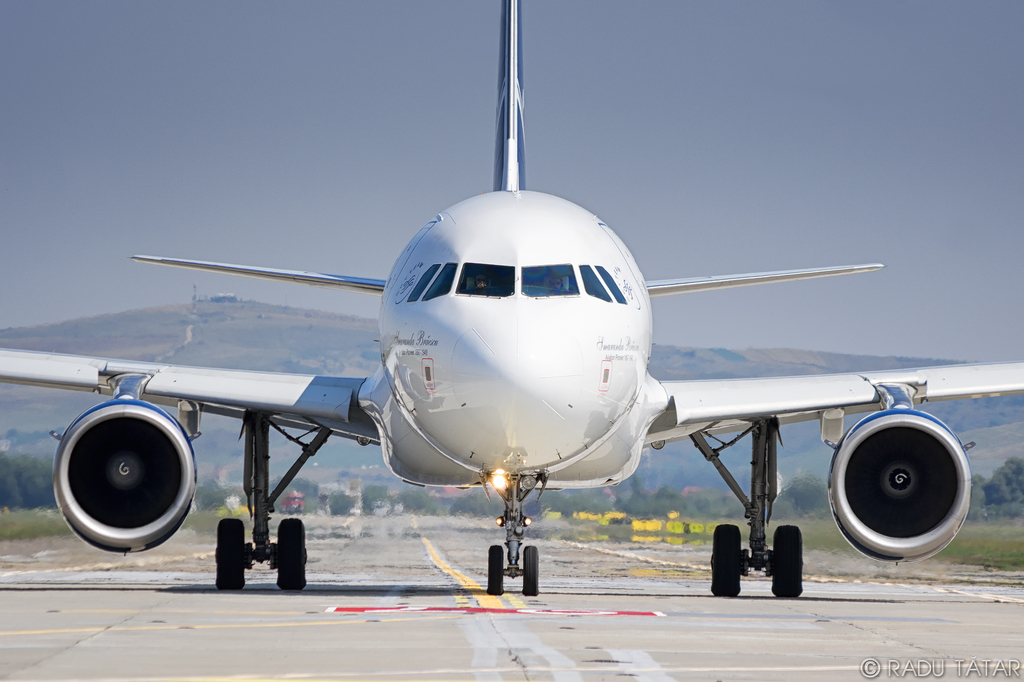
(0, 454), (54, 510)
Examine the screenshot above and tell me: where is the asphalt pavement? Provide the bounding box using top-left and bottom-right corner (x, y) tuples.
(0, 515), (1021, 681)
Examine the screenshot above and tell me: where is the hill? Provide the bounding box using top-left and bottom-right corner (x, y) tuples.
(1, 299), (1020, 487)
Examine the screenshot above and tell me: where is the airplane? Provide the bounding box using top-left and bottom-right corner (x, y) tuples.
(2, 0), (1023, 599)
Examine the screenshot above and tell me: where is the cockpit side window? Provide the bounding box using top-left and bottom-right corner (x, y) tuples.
(595, 266), (627, 304)
(422, 262), (458, 301)
(407, 263), (441, 302)
(579, 265), (612, 302)
(456, 263), (515, 297)
(522, 264), (579, 297)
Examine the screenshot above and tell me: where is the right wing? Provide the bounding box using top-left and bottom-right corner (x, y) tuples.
(0, 348), (378, 443)
(132, 255), (386, 296)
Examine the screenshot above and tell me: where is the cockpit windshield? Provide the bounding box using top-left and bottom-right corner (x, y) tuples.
(522, 264), (579, 297)
(456, 263), (515, 297)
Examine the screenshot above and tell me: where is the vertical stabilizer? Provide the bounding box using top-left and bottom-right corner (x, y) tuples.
(493, 0), (525, 192)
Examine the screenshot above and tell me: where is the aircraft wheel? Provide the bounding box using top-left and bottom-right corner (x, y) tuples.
(487, 545), (504, 595)
(276, 518), (307, 591)
(216, 518), (246, 590)
(771, 525), (803, 598)
(522, 545), (539, 597)
(711, 524), (741, 597)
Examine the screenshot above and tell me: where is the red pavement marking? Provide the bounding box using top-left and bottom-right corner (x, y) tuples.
(325, 606), (666, 617)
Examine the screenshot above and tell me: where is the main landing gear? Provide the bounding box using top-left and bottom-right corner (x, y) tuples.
(691, 418), (803, 598)
(215, 412), (331, 591)
(486, 471), (544, 597)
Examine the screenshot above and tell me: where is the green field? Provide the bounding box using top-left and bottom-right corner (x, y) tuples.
(0, 510), (71, 540)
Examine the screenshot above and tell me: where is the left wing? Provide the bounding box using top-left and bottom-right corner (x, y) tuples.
(647, 361), (1024, 444)
(132, 255), (387, 296)
(0, 348), (377, 442)
(645, 263), (883, 298)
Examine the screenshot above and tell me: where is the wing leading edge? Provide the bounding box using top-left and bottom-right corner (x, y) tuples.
(132, 256), (386, 296)
(645, 263), (884, 297)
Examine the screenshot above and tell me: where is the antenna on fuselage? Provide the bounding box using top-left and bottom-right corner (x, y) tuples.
(493, 0), (525, 193)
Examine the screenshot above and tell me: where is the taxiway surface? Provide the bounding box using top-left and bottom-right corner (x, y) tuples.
(0, 515), (1021, 681)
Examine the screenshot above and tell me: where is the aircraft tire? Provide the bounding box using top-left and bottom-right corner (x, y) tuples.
(771, 525), (803, 598)
(276, 518), (307, 591)
(522, 545), (539, 597)
(487, 545), (504, 595)
(215, 518), (246, 590)
(711, 524), (741, 597)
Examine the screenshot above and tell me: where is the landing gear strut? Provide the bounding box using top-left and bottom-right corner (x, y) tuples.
(692, 418), (803, 597)
(486, 472), (543, 597)
(214, 412), (330, 591)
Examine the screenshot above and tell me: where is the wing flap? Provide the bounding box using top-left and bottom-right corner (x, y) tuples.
(132, 256), (386, 296)
(645, 263), (883, 298)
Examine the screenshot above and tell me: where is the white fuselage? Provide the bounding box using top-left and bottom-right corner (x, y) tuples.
(358, 191), (669, 488)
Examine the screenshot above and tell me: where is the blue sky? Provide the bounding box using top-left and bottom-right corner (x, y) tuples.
(1, 1), (1022, 361)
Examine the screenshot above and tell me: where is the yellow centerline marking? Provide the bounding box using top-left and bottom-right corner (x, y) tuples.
(420, 537), (505, 610)
(0, 613), (465, 638)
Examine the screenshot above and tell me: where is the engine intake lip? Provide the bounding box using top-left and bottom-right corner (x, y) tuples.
(829, 410), (971, 562)
(54, 400), (196, 552)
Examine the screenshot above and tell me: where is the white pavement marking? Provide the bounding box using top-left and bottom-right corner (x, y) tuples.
(605, 649), (677, 682)
(492, 618), (584, 682)
(458, 615), (506, 682)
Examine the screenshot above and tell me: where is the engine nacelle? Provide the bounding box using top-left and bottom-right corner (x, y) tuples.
(828, 409), (971, 562)
(53, 399), (197, 552)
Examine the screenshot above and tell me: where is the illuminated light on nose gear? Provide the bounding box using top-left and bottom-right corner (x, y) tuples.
(496, 517), (505, 526)
(524, 517), (532, 526)
(491, 469), (508, 490)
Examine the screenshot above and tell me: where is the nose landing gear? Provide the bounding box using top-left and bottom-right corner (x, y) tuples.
(486, 472), (543, 597)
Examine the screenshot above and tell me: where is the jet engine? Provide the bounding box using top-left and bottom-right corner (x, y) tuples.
(828, 409), (971, 562)
(53, 399), (197, 552)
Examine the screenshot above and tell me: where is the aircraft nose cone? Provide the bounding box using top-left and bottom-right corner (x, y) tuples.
(517, 327), (583, 379)
(450, 324), (583, 399)
(448, 322), (587, 467)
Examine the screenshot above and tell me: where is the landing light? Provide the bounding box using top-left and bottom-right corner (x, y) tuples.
(524, 517), (532, 527)
(496, 517), (505, 527)
(490, 469), (508, 491)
